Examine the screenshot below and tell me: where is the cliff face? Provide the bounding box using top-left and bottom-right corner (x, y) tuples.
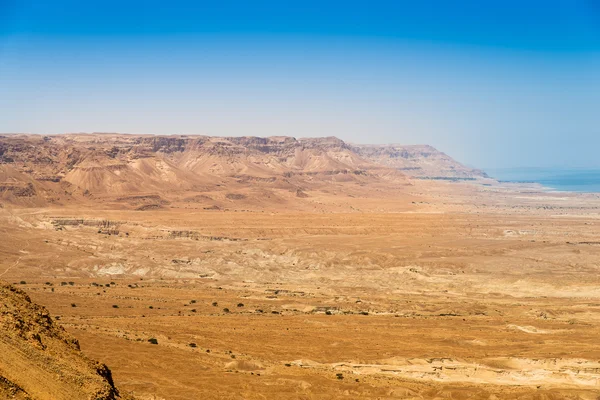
(0, 134), (485, 207)
(0, 281), (124, 400)
(352, 144), (489, 180)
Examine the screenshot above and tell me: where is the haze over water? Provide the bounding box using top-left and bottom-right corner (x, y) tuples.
(486, 167), (600, 193)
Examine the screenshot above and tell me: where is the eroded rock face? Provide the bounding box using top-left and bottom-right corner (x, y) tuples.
(352, 144), (489, 179)
(0, 133), (488, 207)
(0, 282), (124, 400)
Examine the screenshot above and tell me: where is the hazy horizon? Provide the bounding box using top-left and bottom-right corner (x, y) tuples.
(1, 1), (599, 169)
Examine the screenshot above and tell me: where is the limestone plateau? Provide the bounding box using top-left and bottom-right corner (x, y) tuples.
(0, 133), (487, 208)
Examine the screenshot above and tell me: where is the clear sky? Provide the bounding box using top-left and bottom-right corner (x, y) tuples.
(1, 1), (599, 168)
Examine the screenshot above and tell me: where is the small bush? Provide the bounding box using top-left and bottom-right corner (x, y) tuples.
(148, 338), (158, 345)
(212, 302), (218, 306)
(189, 343), (197, 348)
(148, 306), (154, 309)
(68, 281), (74, 286)
(336, 373), (344, 380)
(222, 308), (230, 313)
(19, 281), (26, 285)
(71, 303), (77, 307)
(191, 309), (197, 313)
(190, 300), (197, 304)
(112, 305), (119, 309)
(237, 303), (244, 307)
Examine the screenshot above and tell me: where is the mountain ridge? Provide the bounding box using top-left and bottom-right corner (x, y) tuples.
(0, 134), (489, 208)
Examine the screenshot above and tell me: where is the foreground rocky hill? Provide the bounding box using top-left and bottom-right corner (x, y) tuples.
(0, 281), (128, 400)
(0, 134), (488, 208)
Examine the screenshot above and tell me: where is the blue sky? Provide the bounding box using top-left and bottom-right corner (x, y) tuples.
(1, 1), (599, 168)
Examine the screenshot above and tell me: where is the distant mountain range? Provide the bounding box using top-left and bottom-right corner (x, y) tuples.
(0, 134), (488, 208)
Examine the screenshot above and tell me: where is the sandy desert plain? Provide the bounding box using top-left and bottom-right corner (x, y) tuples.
(1, 134), (600, 399)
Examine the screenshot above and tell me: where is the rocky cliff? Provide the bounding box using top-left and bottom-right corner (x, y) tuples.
(0, 134), (486, 207)
(352, 144), (489, 180)
(0, 281), (128, 400)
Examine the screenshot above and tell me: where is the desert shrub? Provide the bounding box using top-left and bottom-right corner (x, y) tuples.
(148, 338), (158, 345)
(71, 303), (77, 307)
(360, 311), (369, 316)
(148, 305), (154, 309)
(222, 308), (230, 313)
(271, 311), (280, 314)
(237, 303), (244, 307)
(191, 309), (197, 313)
(190, 300), (197, 304)
(68, 281), (74, 286)
(112, 304), (119, 308)
(189, 343), (197, 348)
(212, 302), (218, 306)
(336, 373), (344, 380)
(19, 281), (26, 285)
(326, 310), (333, 315)
(60, 282), (67, 286)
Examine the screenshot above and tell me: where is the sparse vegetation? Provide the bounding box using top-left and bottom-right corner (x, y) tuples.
(148, 338), (158, 345)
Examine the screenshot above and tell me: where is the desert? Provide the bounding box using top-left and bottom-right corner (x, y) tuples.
(1, 134), (600, 399)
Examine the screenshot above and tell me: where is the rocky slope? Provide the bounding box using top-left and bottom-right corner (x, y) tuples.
(0, 134), (486, 207)
(0, 281), (127, 400)
(352, 144), (488, 180)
